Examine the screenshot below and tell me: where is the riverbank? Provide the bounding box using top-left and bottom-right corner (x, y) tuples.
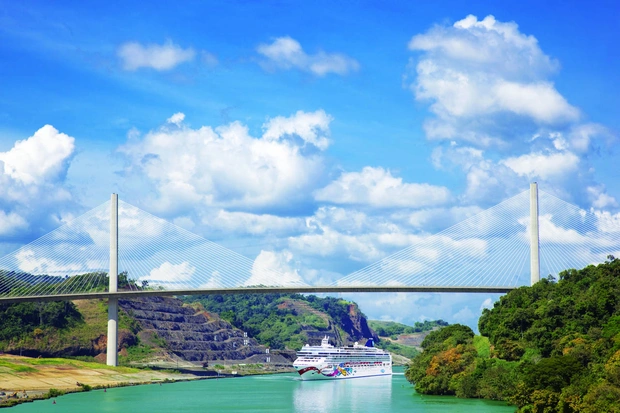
(0, 354), (208, 408)
(0, 354), (300, 408)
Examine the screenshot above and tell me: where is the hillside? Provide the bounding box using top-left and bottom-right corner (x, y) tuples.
(184, 293), (378, 351)
(369, 319), (448, 361)
(0, 292), (379, 368)
(405, 256), (620, 413)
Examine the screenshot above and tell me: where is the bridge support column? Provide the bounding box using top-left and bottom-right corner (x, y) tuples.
(107, 193), (118, 366)
(530, 182), (540, 286)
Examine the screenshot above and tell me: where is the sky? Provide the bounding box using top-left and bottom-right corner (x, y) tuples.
(0, 0), (619, 330)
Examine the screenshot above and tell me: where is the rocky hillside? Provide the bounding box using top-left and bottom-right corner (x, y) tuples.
(185, 293), (378, 351)
(119, 297), (291, 364)
(0, 293), (378, 366)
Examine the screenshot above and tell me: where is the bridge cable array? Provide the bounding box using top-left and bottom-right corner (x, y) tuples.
(1, 188), (620, 299)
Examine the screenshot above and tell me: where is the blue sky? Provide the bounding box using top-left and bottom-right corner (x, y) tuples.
(1, 0), (619, 329)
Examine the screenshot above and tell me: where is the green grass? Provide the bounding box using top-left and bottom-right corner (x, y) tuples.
(0, 360), (37, 372)
(474, 335), (491, 358)
(20, 357), (140, 373)
(119, 345), (154, 365)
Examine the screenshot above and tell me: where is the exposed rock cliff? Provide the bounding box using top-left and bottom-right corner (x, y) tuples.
(276, 298), (378, 346)
(341, 303), (379, 344)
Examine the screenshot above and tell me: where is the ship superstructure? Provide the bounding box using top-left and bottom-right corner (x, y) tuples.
(293, 336), (392, 380)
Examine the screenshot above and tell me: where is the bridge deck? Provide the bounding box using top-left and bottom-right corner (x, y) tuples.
(0, 286), (516, 303)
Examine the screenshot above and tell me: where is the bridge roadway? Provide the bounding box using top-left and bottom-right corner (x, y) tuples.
(0, 285), (515, 304)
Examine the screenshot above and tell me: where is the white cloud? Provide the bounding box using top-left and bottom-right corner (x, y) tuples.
(0, 211), (28, 236)
(408, 14), (579, 148)
(0, 125), (75, 185)
(288, 227), (384, 262)
(501, 151), (579, 180)
(118, 40), (196, 71)
(119, 111), (330, 213)
(245, 250), (305, 286)
(315, 167), (451, 208)
(480, 297), (493, 311)
(568, 123), (615, 153)
(263, 110), (332, 150)
(146, 261), (196, 283)
(257, 36), (359, 76)
(0, 125), (77, 245)
(207, 210), (304, 236)
(593, 210), (620, 234)
(166, 112), (185, 126)
(453, 306), (476, 322)
(587, 186), (618, 209)
(15, 249), (83, 275)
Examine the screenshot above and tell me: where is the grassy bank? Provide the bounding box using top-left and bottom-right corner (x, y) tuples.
(0, 355), (200, 408)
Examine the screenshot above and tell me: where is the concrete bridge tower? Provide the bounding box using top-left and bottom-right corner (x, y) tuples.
(107, 194), (118, 366)
(530, 182), (540, 286)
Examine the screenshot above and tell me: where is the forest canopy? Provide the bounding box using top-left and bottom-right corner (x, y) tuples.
(406, 256), (620, 413)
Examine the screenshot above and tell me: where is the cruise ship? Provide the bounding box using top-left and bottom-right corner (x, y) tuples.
(293, 336), (392, 380)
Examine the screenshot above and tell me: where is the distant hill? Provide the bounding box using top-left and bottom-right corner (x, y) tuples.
(369, 319), (449, 361)
(368, 319), (448, 338)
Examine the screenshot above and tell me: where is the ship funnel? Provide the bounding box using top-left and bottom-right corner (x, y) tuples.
(365, 338), (374, 347)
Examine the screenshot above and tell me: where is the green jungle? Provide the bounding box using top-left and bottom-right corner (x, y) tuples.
(405, 256), (620, 412)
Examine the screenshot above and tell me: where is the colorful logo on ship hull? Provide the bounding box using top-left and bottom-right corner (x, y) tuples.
(297, 364), (354, 378)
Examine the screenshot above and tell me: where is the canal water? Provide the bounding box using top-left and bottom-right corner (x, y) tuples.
(12, 369), (515, 412)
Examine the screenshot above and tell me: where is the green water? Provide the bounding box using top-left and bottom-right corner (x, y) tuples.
(12, 370), (515, 412)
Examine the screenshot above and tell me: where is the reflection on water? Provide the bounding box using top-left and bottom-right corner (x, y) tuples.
(293, 375), (392, 412)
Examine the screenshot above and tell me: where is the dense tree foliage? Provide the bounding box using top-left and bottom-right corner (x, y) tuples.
(0, 301), (82, 341)
(185, 293), (367, 350)
(0, 270), (145, 296)
(368, 319), (448, 338)
(406, 256), (620, 412)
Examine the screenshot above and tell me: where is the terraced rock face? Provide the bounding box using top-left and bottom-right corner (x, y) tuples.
(119, 297), (292, 364)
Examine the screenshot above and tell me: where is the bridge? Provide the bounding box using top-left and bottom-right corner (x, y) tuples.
(1, 183), (619, 366)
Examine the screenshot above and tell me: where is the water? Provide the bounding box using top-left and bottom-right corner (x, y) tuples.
(11, 369), (515, 412)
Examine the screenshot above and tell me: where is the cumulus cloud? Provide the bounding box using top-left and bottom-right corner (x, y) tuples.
(119, 111), (330, 214)
(257, 36), (359, 76)
(408, 14), (617, 207)
(0, 125), (74, 185)
(146, 261), (196, 283)
(0, 125), (77, 244)
(409, 14), (575, 121)
(166, 112), (185, 126)
(206, 210), (304, 236)
(245, 250), (305, 286)
(315, 167), (451, 208)
(15, 249), (82, 275)
(118, 40), (196, 71)
(408, 14), (579, 147)
(0, 211), (28, 236)
(588, 186), (619, 209)
(480, 297), (494, 311)
(263, 110), (332, 150)
(501, 151), (580, 180)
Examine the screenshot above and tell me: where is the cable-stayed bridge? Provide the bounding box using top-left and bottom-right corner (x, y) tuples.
(1, 183), (619, 365)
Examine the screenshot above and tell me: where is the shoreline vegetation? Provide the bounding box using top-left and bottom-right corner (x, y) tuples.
(405, 256), (620, 413)
(0, 354), (293, 408)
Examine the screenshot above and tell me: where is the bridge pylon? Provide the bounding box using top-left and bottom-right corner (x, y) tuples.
(530, 182), (540, 286)
(106, 193), (118, 366)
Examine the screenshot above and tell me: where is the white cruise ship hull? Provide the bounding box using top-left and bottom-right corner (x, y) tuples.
(294, 361), (392, 380)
